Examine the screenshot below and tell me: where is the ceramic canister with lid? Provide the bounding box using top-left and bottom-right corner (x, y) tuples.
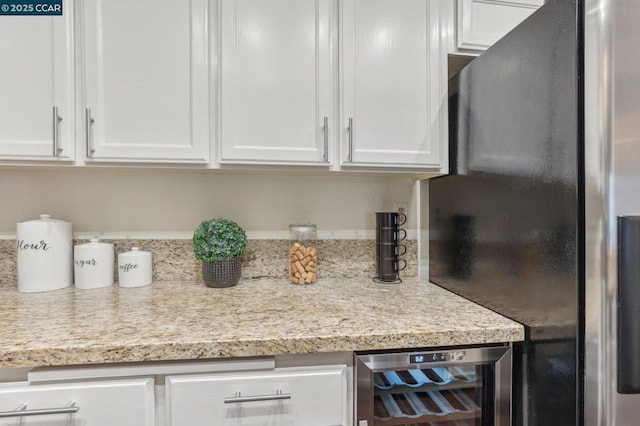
(16, 214), (73, 293)
(118, 247), (152, 288)
(74, 239), (115, 289)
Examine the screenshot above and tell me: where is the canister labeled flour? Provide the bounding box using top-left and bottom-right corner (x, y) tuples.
(16, 214), (72, 293)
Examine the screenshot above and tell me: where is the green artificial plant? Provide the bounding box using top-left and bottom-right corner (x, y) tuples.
(192, 218), (248, 262)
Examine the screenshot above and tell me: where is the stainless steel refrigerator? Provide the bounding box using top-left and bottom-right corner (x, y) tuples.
(428, 0), (638, 424)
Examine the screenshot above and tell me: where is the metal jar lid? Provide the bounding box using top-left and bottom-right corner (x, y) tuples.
(289, 224), (317, 233)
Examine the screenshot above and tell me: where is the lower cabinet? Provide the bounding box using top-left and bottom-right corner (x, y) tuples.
(0, 378), (155, 425)
(165, 365), (348, 426)
(0, 362), (348, 425)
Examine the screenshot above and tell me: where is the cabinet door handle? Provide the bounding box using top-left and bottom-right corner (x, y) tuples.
(85, 108), (96, 157)
(224, 390), (291, 404)
(52, 106), (63, 156)
(323, 116), (329, 162)
(347, 117), (354, 162)
(0, 401), (78, 418)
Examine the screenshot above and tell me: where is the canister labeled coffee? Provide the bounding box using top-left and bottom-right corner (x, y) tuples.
(118, 247), (152, 288)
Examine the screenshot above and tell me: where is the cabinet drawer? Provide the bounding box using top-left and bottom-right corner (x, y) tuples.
(0, 378), (154, 426)
(166, 365), (347, 425)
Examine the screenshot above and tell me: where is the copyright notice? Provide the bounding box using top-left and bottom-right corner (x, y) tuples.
(0, 0), (62, 15)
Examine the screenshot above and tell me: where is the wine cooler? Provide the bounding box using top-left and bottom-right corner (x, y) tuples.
(355, 346), (512, 425)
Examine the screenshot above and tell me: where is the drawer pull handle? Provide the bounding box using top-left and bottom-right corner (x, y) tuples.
(224, 389), (291, 404)
(0, 401), (78, 418)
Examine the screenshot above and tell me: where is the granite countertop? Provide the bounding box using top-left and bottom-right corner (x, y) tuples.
(0, 278), (524, 368)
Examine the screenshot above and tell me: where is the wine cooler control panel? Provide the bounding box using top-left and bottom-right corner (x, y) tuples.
(410, 351), (466, 364)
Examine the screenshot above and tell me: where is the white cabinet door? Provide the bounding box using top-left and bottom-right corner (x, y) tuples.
(456, 0), (543, 52)
(0, 1), (74, 161)
(166, 365), (347, 425)
(0, 378), (154, 425)
(82, 0), (210, 163)
(219, 0), (333, 165)
(341, 0), (446, 168)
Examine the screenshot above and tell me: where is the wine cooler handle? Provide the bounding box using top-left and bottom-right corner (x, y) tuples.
(224, 390), (291, 403)
(0, 401), (78, 418)
(618, 216), (640, 393)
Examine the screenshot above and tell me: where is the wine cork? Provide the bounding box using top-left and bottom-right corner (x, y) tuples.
(289, 242), (317, 284)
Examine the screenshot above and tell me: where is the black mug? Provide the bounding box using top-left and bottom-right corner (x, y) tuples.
(376, 212), (407, 228)
(376, 257), (407, 281)
(376, 227), (406, 244)
(376, 242), (407, 258)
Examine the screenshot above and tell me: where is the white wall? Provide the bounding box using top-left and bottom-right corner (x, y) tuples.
(0, 167), (418, 239)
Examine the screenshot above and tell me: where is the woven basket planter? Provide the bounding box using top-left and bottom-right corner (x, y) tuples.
(202, 257), (242, 288)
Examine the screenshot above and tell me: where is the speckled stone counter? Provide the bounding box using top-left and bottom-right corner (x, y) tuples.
(0, 278), (523, 368)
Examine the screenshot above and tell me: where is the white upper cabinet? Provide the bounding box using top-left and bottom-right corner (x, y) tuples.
(456, 0), (543, 53)
(218, 0), (333, 165)
(0, 1), (74, 161)
(82, 0), (210, 163)
(340, 0), (448, 169)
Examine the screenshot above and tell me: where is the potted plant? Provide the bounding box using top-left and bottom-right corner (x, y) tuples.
(192, 218), (248, 288)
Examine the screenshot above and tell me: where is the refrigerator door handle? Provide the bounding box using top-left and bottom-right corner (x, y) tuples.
(617, 216), (640, 393)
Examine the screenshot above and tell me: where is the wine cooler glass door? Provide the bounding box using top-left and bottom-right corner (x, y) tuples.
(356, 346), (512, 426)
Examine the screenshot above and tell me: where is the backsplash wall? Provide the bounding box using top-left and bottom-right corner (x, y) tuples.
(0, 238), (418, 286)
